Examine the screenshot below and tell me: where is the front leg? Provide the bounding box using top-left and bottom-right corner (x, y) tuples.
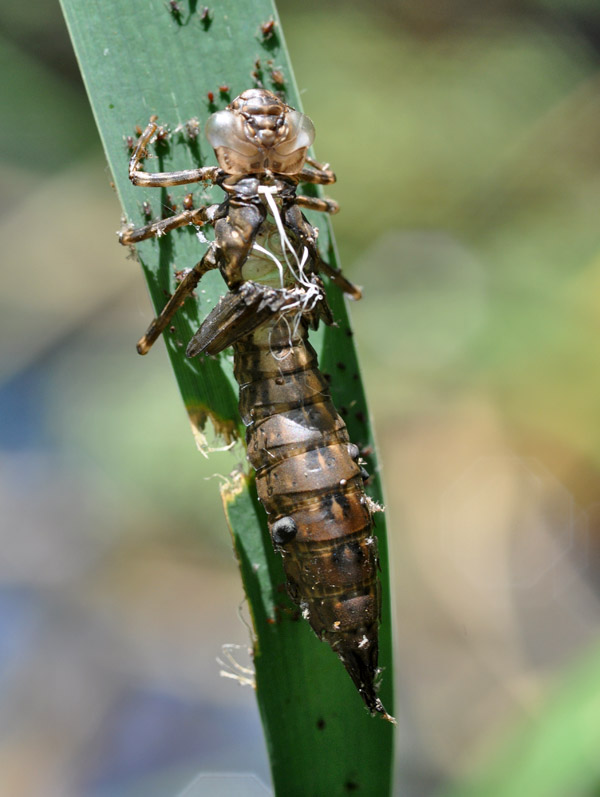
(298, 157), (336, 186)
(294, 195), (339, 215)
(129, 121), (222, 187)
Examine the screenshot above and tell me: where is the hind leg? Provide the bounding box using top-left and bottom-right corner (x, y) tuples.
(136, 245), (219, 354)
(136, 202), (265, 354)
(283, 203), (362, 300)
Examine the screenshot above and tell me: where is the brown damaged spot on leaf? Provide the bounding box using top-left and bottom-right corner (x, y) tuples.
(186, 403), (239, 456)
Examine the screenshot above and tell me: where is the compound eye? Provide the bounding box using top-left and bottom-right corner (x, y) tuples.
(295, 112), (316, 148)
(276, 110), (315, 155)
(205, 110), (235, 148)
(205, 110), (256, 155)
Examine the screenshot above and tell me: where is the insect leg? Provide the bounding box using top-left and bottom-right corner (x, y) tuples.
(119, 205), (218, 245)
(136, 245), (218, 355)
(284, 203), (362, 300)
(294, 195), (339, 215)
(316, 259), (362, 301)
(306, 155), (333, 172)
(298, 158), (336, 185)
(129, 121), (222, 187)
(137, 202), (264, 354)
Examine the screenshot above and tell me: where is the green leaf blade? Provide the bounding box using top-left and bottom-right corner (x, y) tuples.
(59, 1), (395, 793)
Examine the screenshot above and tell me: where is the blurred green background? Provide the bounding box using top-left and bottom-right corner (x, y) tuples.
(2, 0), (600, 795)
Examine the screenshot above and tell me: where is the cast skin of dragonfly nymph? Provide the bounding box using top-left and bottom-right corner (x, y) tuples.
(119, 89), (392, 722)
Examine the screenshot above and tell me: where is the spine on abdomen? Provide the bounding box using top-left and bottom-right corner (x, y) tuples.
(233, 317), (386, 715)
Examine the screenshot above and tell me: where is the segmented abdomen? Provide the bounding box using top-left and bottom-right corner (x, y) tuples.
(233, 316), (384, 712)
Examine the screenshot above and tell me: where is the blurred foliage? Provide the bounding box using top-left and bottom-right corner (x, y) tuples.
(0, 32), (94, 172)
(444, 639), (600, 797)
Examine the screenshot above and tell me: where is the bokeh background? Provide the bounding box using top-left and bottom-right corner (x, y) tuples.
(2, 0), (600, 794)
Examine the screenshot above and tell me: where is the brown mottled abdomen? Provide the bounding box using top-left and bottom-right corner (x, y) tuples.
(234, 317), (384, 713)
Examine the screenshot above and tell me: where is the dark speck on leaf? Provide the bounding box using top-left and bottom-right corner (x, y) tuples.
(316, 717), (326, 730)
(336, 361), (346, 370)
(261, 19), (276, 38)
(355, 411), (366, 424)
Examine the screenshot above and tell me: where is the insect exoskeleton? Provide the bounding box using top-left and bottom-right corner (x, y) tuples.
(119, 88), (393, 722)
